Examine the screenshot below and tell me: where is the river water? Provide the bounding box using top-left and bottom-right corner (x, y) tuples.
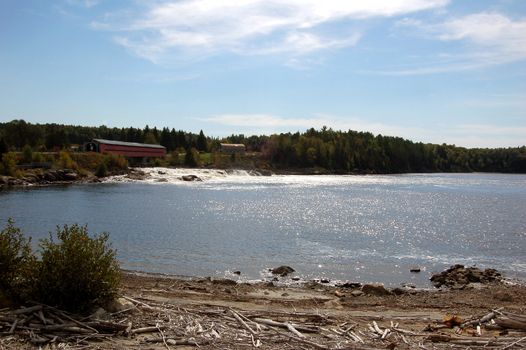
(1, 169), (525, 287)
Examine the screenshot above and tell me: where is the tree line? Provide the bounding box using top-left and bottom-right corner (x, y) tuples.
(1, 119), (525, 173)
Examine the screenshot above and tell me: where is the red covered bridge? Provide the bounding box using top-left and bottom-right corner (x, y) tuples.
(85, 139), (166, 161)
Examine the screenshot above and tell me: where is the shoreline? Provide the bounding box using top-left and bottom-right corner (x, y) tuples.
(8, 268), (526, 349)
(2, 165), (525, 191)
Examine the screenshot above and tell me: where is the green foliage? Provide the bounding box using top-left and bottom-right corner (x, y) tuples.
(143, 131), (159, 145)
(184, 147), (201, 167)
(1, 152), (18, 176)
(104, 153), (128, 171)
(0, 219), (35, 303)
(1, 119), (525, 174)
(0, 137), (7, 155)
(169, 150), (183, 166)
(22, 145), (33, 164)
(32, 152), (44, 163)
(95, 161), (108, 177)
(197, 130), (208, 152)
(37, 224), (121, 313)
(58, 151), (78, 170)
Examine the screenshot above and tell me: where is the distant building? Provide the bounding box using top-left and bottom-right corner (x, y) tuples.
(84, 139), (166, 163)
(220, 143), (245, 155)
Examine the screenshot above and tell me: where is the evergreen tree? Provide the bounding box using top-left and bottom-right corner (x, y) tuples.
(197, 130), (207, 152)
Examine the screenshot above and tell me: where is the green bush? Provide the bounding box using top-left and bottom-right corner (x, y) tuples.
(57, 151), (78, 170)
(0, 219), (35, 304)
(1, 152), (18, 176)
(105, 154), (128, 171)
(22, 145), (33, 164)
(36, 224), (121, 313)
(95, 161), (108, 177)
(184, 147), (201, 167)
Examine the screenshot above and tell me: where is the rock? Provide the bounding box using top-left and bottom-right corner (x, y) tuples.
(105, 297), (135, 313)
(271, 266), (295, 276)
(43, 170), (58, 182)
(391, 287), (408, 295)
(90, 307), (110, 320)
(182, 174), (202, 182)
(127, 170), (148, 180)
(334, 290), (344, 297)
(22, 174), (38, 183)
(156, 178), (168, 182)
(233, 270), (241, 275)
(157, 170), (167, 175)
(350, 290), (364, 297)
(320, 278), (330, 284)
(291, 276), (300, 281)
(361, 284), (391, 296)
(281, 293), (289, 297)
(466, 282), (485, 290)
(60, 169), (78, 181)
(430, 265), (502, 288)
(410, 267), (421, 273)
(336, 282), (362, 289)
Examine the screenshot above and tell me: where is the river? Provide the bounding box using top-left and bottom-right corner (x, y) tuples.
(1, 169), (525, 287)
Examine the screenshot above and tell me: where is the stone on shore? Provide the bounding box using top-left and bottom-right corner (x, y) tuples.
(430, 264), (502, 288)
(361, 284), (391, 296)
(271, 266), (295, 276)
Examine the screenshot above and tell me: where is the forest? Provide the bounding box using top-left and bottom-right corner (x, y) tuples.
(1, 119), (525, 173)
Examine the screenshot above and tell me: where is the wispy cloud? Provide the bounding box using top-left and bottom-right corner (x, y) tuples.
(66, 0), (99, 8)
(199, 113), (526, 147)
(200, 113), (431, 140)
(383, 12), (526, 75)
(92, 0), (448, 64)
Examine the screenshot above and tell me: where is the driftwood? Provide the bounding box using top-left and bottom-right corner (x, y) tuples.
(252, 317), (319, 333)
(496, 317), (526, 331)
(2, 298), (526, 349)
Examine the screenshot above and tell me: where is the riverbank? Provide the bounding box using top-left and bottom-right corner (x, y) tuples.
(2, 268), (525, 349)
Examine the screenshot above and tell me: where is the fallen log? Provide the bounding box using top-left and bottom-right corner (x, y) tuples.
(252, 317), (319, 333)
(495, 317), (526, 331)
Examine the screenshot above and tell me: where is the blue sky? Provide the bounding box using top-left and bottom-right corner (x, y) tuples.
(1, 0), (525, 148)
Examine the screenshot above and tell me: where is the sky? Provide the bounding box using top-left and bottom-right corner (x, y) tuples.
(0, 0), (525, 148)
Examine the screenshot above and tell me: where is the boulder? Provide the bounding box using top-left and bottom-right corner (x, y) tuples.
(351, 290), (364, 297)
(60, 170), (78, 181)
(361, 284), (391, 296)
(127, 170), (148, 180)
(105, 297), (135, 313)
(43, 171), (58, 182)
(181, 175), (202, 182)
(336, 282), (362, 289)
(430, 265), (502, 288)
(271, 266), (295, 276)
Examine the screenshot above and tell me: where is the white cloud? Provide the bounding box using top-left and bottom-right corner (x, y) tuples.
(199, 113), (526, 147)
(387, 12), (526, 74)
(94, 0), (449, 64)
(200, 113), (430, 139)
(66, 0), (99, 8)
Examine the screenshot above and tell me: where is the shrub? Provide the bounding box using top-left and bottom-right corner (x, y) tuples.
(57, 151), (78, 170)
(0, 219), (35, 303)
(184, 147), (201, 167)
(36, 224), (121, 313)
(22, 145), (33, 164)
(95, 161), (108, 177)
(1, 152), (19, 177)
(105, 154), (128, 171)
